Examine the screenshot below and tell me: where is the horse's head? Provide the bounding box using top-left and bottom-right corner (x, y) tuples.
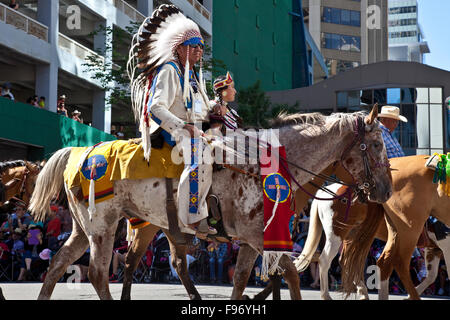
(340, 104), (393, 203)
(21, 161), (41, 206)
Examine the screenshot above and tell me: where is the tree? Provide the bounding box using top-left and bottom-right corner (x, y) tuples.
(236, 81), (300, 128)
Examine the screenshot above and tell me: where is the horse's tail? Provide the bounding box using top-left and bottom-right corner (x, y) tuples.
(340, 203), (384, 298)
(29, 147), (72, 222)
(293, 197), (323, 272)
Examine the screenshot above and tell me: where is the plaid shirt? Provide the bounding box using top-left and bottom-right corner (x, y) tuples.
(380, 123), (405, 159)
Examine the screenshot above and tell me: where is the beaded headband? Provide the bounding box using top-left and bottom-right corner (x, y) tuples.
(213, 72), (233, 91)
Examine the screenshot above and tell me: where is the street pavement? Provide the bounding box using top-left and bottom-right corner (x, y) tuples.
(1, 282), (448, 300)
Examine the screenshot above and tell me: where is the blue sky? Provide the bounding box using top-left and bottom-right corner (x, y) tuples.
(417, 0), (450, 71)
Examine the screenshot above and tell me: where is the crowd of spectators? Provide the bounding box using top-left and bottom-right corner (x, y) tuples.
(0, 199), (448, 298)
(1, 83), (87, 124)
(0, 203), (71, 282)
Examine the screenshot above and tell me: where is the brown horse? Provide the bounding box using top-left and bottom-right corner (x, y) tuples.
(340, 155), (450, 300)
(0, 160), (40, 207)
(0, 160), (41, 300)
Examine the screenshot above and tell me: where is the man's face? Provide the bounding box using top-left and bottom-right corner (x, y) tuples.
(176, 44), (203, 67)
(15, 208), (25, 218)
(379, 117), (399, 133)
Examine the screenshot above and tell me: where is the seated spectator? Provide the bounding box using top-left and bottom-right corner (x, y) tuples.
(0, 241), (9, 262)
(29, 248), (51, 281)
(38, 96), (46, 109)
(18, 224), (44, 281)
(57, 206), (72, 234)
(207, 242), (230, 284)
(10, 205), (32, 232)
(1, 82), (14, 101)
(71, 110), (84, 123)
(57, 95), (68, 117)
(9, 0), (19, 10)
(8, 228), (24, 257)
(45, 206), (61, 252)
(109, 225), (128, 282)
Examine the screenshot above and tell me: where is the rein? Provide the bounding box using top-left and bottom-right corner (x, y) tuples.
(221, 115), (380, 222)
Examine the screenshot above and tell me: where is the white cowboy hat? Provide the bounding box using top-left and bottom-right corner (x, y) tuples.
(377, 105), (407, 123)
(72, 110), (81, 115)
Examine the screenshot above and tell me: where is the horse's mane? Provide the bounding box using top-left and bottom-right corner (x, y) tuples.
(270, 112), (325, 128)
(0, 160), (27, 174)
(270, 111), (368, 136)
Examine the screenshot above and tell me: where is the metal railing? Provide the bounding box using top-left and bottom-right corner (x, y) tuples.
(58, 33), (105, 64)
(0, 2), (48, 42)
(186, 0), (211, 21)
(110, 0), (146, 22)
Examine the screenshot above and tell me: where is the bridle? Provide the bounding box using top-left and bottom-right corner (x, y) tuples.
(339, 116), (390, 198)
(4, 164), (40, 205)
(222, 114), (389, 221)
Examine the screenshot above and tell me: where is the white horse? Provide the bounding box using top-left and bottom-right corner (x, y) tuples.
(295, 183), (450, 300)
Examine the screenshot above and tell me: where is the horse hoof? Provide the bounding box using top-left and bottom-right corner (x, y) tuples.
(242, 295), (251, 300)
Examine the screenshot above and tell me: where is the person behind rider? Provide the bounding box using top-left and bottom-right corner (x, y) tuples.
(377, 105), (406, 159)
(209, 72), (242, 133)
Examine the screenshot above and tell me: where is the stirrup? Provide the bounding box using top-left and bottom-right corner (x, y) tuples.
(194, 220), (217, 240)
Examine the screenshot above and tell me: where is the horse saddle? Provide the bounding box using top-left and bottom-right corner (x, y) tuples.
(425, 154), (440, 171)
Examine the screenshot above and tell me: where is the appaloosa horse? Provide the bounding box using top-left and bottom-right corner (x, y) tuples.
(340, 155), (450, 300)
(29, 106), (392, 300)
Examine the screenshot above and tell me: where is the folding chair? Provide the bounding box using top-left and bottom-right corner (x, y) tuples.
(0, 254), (14, 282)
(133, 249), (153, 283)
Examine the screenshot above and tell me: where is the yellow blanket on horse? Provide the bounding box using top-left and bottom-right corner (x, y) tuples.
(64, 140), (184, 204)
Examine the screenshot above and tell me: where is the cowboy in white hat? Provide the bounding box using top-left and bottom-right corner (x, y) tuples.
(377, 105), (407, 159)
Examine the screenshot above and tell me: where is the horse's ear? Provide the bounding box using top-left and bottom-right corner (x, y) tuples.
(365, 103), (379, 125)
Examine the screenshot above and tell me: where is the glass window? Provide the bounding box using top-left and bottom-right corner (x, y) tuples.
(331, 8), (340, 24)
(360, 90), (373, 105)
(430, 88), (442, 104)
(401, 88), (415, 104)
(323, 7), (332, 23)
(416, 104), (429, 149)
(332, 34), (340, 50)
(337, 92), (347, 107)
(373, 89), (386, 104)
(416, 88), (429, 103)
(350, 11), (360, 27)
(399, 104), (416, 149)
(430, 104), (443, 148)
(348, 91), (360, 107)
(387, 88), (401, 104)
(341, 9), (351, 26)
(322, 33), (331, 49)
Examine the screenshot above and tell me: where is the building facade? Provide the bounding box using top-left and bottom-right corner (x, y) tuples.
(267, 61), (450, 156)
(388, 0), (430, 63)
(302, 0), (388, 76)
(212, 0), (328, 92)
(0, 0), (212, 159)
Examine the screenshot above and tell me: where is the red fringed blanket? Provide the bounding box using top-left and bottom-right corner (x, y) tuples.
(260, 145), (294, 279)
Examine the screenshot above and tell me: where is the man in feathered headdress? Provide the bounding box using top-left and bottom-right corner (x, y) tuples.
(128, 5), (216, 238)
